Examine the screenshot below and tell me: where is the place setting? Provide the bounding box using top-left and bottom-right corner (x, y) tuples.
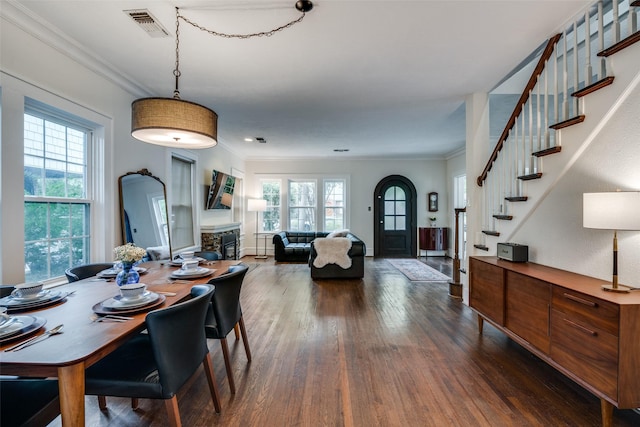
(0, 282), (73, 312)
(170, 258), (215, 280)
(168, 251), (207, 267)
(92, 283), (165, 316)
(0, 306), (48, 345)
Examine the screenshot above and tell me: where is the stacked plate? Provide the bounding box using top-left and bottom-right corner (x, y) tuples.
(170, 267), (214, 279)
(169, 257), (206, 267)
(0, 315), (46, 343)
(0, 290), (68, 312)
(93, 291), (166, 315)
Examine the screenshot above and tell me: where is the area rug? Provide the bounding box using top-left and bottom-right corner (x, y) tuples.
(386, 259), (450, 282)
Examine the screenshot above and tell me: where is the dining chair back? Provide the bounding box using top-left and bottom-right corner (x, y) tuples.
(65, 263), (114, 282)
(195, 251), (221, 261)
(0, 285), (15, 298)
(205, 263), (251, 393)
(84, 284), (221, 426)
(0, 378), (60, 427)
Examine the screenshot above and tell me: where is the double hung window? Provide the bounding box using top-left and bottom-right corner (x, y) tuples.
(23, 110), (92, 281)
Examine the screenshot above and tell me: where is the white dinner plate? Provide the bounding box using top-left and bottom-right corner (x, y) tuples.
(169, 267), (214, 279)
(101, 292), (160, 310)
(0, 315), (37, 339)
(97, 266), (147, 278)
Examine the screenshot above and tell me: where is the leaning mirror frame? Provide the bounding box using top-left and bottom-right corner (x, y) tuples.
(118, 168), (172, 261)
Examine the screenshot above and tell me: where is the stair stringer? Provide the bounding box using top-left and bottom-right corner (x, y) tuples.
(483, 41), (640, 249)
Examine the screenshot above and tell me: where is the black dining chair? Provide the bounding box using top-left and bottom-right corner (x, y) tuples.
(0, 377), (60, 427)
(205, 264), (251, 394)
(195, 251), (221, 261)
(65, 263), (114, 282)
(84, 284), (221, 425)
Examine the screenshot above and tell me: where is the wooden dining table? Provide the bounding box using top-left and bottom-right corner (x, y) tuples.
(0, 259), (239, 426)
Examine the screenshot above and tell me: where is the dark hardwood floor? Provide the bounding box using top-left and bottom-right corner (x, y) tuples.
(50, 257), (640, 426)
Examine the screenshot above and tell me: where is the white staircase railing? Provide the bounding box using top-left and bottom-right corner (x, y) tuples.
(475, 0), (640, 248)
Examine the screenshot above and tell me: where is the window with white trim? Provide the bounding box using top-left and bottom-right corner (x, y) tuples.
(23, 110), (92, 281)
(261, 179), (281, 232)
(288, 180), (316, 231)
(323, 179), (345, 231)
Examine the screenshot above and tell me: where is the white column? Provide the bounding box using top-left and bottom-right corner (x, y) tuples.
(465, 93), (490, 256)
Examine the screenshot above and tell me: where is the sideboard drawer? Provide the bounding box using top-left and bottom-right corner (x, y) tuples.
(550, 308), (618, 399)
(469, 258), (505, 326)
(551, 287), (619, 336)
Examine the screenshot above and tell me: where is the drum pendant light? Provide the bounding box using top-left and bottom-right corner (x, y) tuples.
(131, 8), (218, 149)
(131, 2), (313, 149)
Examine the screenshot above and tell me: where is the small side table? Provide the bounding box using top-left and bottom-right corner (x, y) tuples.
(255, 232), (277, 259)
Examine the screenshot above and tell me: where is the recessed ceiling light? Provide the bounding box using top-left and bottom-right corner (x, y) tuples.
(333, 148), (350, 152)
(244, 138), (254, 142)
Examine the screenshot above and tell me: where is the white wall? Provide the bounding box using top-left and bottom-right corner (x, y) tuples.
(244, 158), (449, 255)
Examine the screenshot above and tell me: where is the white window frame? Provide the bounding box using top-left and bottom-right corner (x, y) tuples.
(1, 73), (111, 285)
(256, 174), (349, 233)
(260, 178), (282, 232)
(167, 150), (199, 253)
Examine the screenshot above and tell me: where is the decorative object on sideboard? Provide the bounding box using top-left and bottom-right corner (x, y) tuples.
(428, 192), (438, 212)
(130, 2), (314, 149)
(429, 216), (436, 227)
(496, 243), (528, 262)
(583, 191), (640, 292)
(247, 199), (268, 259)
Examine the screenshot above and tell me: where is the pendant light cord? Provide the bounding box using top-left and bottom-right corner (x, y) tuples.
(176, 7), (308, 40)
(174, 7), (182, 100)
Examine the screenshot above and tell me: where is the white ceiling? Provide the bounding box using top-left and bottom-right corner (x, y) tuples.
(8, 0), (592, 160)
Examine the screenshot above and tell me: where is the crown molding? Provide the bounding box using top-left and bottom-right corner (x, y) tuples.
(2, 0), (152, 98)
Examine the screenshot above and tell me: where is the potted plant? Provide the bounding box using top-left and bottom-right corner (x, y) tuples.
(429, 216), (437, 227)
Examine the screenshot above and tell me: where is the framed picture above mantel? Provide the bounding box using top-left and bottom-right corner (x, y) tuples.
(428, 192), (438, 212)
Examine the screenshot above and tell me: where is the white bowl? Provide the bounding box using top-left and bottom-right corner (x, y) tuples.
(11, 282), (44, 299)
(119, 283), (147, 300)
(181, 260), (199, 271)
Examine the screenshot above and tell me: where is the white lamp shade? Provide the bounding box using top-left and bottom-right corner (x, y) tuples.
(247, 199), (267, 212)
(583, 192), (640, 230)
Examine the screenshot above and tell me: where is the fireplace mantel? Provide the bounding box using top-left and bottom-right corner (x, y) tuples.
(200, 223), (241, 234)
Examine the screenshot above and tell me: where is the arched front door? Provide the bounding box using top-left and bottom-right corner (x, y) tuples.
(373, 175), (417, 258)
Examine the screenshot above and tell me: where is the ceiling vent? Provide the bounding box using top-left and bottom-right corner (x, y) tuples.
(256, 137), (267, 143)
(124, 9), (170, 38)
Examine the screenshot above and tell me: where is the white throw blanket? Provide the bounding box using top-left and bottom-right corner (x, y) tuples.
(312, 237), (352, 269)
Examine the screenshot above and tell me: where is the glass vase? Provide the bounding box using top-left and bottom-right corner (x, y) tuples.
(116, 261), (140, 287)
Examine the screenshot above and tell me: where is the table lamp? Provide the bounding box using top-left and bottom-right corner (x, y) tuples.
(247, 199), (267, 259)
(583, 191), (640, 292)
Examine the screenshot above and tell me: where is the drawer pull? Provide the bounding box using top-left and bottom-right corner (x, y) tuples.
(564, 318), (598, 336)
(564, 293), (598, 308)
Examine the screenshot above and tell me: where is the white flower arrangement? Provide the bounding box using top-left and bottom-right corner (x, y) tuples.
(113, 243), (147, 263)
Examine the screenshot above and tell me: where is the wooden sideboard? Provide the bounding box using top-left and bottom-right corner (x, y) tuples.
(469, 256), (640, 427)
(419, 227), (448, 251)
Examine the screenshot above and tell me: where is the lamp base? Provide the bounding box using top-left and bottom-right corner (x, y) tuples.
(601, 283), (632, 293)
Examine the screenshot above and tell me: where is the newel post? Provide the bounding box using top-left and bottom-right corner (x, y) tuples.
(449, 207), (466, 298)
